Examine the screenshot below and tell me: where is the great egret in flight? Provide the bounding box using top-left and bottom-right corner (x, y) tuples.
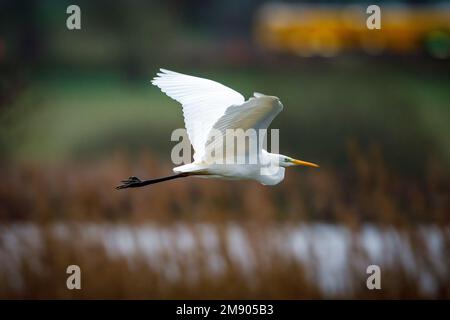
(117, 69), (318, 189)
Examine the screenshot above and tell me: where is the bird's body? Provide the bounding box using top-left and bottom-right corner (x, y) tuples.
(172, 149), (286, 185)
(117, 69), (318, 189)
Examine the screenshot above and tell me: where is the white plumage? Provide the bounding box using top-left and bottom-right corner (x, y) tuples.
(117, 69), (318, 189)
(152, 68), (245, 162)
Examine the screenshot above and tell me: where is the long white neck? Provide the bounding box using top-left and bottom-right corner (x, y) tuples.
(261, 149), (283, 165)
(259, 150), (286, 185)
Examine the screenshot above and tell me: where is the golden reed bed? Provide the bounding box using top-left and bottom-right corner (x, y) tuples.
(0, 144), (448, 298)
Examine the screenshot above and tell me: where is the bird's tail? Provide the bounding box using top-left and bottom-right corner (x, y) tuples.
(116, 173), (189, 189)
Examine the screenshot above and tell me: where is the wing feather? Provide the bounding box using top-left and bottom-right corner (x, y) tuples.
(152, 69), (245, 161)
(204, 93), (283, 163)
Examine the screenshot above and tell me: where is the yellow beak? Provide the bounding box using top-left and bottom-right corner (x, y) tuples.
(291, 159), (320, 168)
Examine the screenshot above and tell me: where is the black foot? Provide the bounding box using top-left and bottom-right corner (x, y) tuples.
(116, 176), (142, 189)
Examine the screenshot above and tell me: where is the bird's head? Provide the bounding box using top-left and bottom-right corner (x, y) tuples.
(278, 154), (319, 168)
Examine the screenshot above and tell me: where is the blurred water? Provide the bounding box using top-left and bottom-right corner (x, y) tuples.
(0, 223), (448, 297)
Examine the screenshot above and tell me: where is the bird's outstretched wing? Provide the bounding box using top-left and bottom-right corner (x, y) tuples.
(152, 69), (245, 161)
(203, 93), (283, 163)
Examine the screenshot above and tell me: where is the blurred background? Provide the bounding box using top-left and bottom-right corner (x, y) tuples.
(0, 0), (449, 299)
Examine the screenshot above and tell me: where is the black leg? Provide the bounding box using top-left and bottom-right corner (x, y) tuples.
(116, 176), (143, 189)
(115, 173), (189, 190)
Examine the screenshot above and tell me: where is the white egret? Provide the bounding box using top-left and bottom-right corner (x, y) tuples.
(117, 69), (318, 189)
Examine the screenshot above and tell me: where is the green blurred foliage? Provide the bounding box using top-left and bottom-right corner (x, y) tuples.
(0, 0), (449, 176)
